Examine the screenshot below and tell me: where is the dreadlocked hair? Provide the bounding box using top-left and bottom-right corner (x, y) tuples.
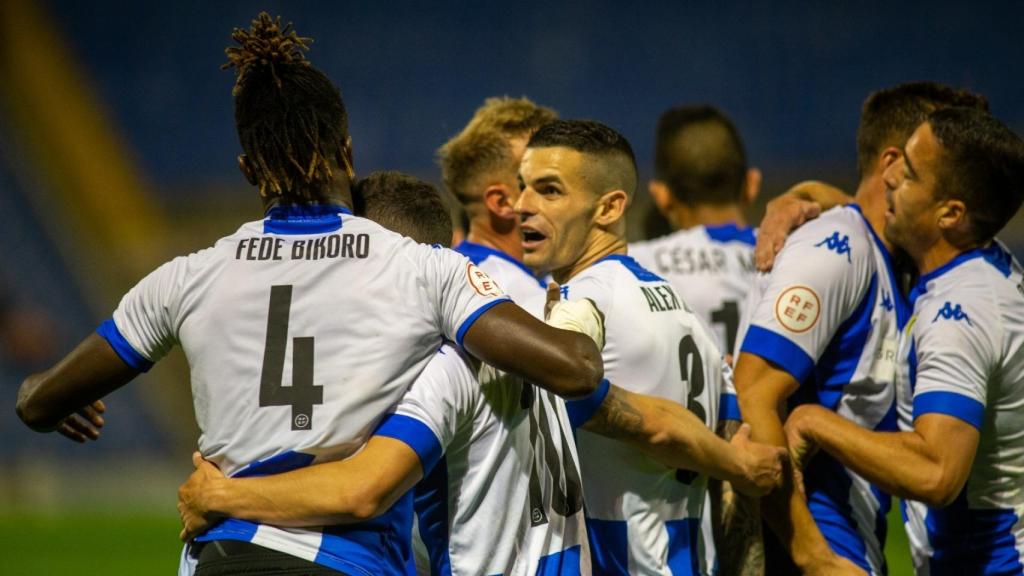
(224, 13), (350, 200)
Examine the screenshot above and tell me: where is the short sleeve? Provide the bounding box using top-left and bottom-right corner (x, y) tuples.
(719, 359), (742, 421)
(911, 299), (996, 430)
(103, 256), (189, 370)
(738, 212), (873, 383)
(374, 345), (477, 473)
(414, 245), (511, 347)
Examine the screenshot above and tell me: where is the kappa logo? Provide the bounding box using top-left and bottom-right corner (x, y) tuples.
(880, 291), (894, 312)
(560, 285), (570, 300)
(815, 232), (852, 263)
(932, 302), (972, 325)
(775, 285), (821, 333)
(467, 264), (503, 297)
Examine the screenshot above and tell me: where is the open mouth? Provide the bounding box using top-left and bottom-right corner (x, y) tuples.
(521, 226), (547, 250)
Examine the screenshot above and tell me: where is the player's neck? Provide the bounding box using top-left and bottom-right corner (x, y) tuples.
(553, 230), (627, 284)
(915, 238), (979, 278)
(466, 222), (524, 262)
(669, 203), (745, 230)
(852, 177), (893, 253)
(260, 183), (353, 213)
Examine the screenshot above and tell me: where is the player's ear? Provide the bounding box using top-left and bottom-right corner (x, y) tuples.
(237, 154), (258, 186)
(338, 136), (356, 181)
(594, 189), (629, 226)
(743, 167), (762, 206)
(936, 198), (968, 238)
(879, 147), (902, 171)
(648, 180), (674, 217)
(483, 184), (516, 220)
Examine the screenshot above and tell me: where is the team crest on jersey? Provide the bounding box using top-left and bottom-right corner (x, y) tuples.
(815, 231), (852, 263)
(775, 285), (821, 333)
(467, 263), (503, 297)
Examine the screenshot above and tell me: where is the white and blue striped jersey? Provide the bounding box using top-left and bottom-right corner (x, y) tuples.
(374, 343), (598, 576)
(733, 204), (909, 575)
(565, 254), (722, 575)
(96, 205), (508, 575)
(456, 241), (548, 318)
(895, 242), (1024, 576)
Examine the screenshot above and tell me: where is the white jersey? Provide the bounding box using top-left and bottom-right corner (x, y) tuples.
(895, 242), (1024, 576)
(733, 205), (909, 575)
(375, 343), (595, 576)
(97, 205), (508, 575)
(630, 222), (756, 357)
(456, 240), (547, 318)
(565, 254), (722, 575)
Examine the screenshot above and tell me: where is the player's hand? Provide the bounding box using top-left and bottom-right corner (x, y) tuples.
(754, 184), (825, 272)
(784, 404), (823, 497)
(730, 423), (788, 497)
(55, 400), (106, 443)
(178, 451), (227, 541)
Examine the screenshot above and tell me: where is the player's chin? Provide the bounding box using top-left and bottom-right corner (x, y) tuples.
(522, 250), (548, 271)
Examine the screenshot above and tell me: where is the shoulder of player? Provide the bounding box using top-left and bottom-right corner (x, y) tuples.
(915, 259), (1007, 340)
(781, 206), (876, 267)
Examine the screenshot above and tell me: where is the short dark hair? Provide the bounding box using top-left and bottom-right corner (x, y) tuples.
(654, 105), (747, 205)
(928, 108), (1024, 244)
(527, 120), (638, 197)
(354, 172), (453, 247)
(225, 13), (350, 200)
(857, 81), (987, 178)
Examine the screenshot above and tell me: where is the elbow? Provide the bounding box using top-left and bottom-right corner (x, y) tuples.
(342, 482), (392, 522)
(915, 474), (964, 509)
(16, 374), (56, 432)
(561, 333), (603, 399)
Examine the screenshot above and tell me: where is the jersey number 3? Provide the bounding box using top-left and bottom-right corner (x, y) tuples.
(260, 285), (323, 431)
(677, 334), (707, 484)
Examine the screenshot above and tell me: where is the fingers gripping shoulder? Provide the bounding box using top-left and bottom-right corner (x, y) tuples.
(548, 298), (605, 350)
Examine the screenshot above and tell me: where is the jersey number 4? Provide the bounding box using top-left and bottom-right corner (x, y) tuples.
(259, 285), (323, 431)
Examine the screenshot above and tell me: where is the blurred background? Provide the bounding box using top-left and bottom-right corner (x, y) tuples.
(1, 0), (1021, 572)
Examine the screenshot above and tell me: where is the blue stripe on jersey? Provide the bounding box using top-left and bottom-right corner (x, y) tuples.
(704, 223), (756, 247)
(535, 545), (583, 575)
(719, 393), (742, 421)
(810, 273), (877, 410)
(740, 325), (815, 384)
(234, 450), (316, 477)
(925, 488), (1024, 575)
(913, 391), (985, 430)
(804, 454), (874, 573)
(586, 519), (630, 574)
(455, 297), (511, 348)
(850, 204), (910, 328)
(666, 518), (702, 575)
(375, 414), (444, 474)
(598, 254), (665, 282)
(908, 338), (919, 393)
(413, 460), (452, 576)
(565, 379), (611, 429)
(96, 318), (154, 372)
(455, 241), (547, 288)
(263, 204), (351, 235)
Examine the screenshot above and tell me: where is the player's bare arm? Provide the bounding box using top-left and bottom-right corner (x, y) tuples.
(734, 353), (866, 576)
(462, 300), (603, 399)
(177, 436), (423, 541)
(754, 181), (851, 271)
(580, 383), (786, 497)
(16, 333), (135, 442)
(710, 418), (765, 576)
(785, 405), (979, 508)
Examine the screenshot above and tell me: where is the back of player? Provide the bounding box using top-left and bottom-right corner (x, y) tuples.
(734, 204), (908, 574)
(105, 208), (506, 573)
(567, 255), (722, 575)
(895, 242), (1024, 575)
(378, 343), (590, 575)
(630, 225), (754, 354)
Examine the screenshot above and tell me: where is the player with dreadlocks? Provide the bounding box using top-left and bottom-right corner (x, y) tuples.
(16, 13), (603, 575)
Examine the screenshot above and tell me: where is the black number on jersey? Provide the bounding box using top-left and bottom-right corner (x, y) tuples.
(676, 334), (707, 484)
(259, 285), (323, 431)
(711, 300), (740, 354)
(521, 384), (584, 526)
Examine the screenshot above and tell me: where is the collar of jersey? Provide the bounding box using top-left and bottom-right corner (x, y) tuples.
(910, 242), (1012, 305)
(263, 203), (352, 235)
(596, 253), (664, 282)
(703, 222), (756, 246)
(454, 241), (546, 288)
(848, 203), (912, 327)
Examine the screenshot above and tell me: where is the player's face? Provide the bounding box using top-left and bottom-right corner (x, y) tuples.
(516, 147), (598, 276)
(882, 122), (944, 257)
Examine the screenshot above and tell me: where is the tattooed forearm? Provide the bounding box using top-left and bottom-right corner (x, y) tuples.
(712, 419), (764, 576)
(581, 385), (646, 440)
